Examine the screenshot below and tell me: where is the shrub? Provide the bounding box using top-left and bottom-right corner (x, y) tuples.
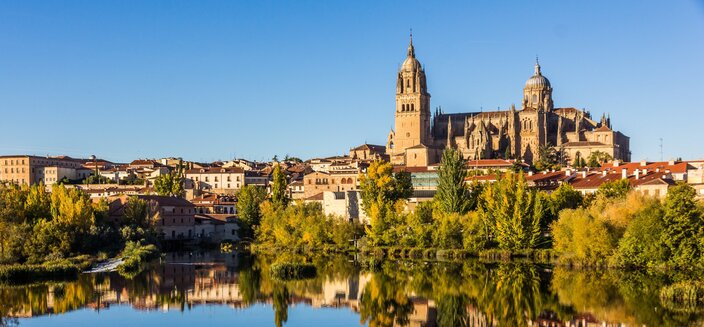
(0, 264), (79, 283)
(118, 242), (160, 277)
(660, 281), (704, 305)
(270, 262), (317, 280)
(422, 248), (436, 259)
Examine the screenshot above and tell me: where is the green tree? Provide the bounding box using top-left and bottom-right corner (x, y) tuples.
(544, 183), (583, 227)
(478, 172), (543, 251)
(587, 151), (613, 167)
(434, 148), (471, 214)
(597, 179), (631, 199)
(270, 164), (289, 208)
(611, 198), (666, 268)
(237, 185), (267, 237)
(153, 166), (184, 197)
(534, 143), (559, 171)
(661, 183), (703, 268)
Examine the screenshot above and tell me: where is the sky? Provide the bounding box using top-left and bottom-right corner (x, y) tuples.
(0, 1), (703, 163)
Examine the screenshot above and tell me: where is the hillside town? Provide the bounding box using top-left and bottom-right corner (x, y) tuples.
(1, 145), (703, 244)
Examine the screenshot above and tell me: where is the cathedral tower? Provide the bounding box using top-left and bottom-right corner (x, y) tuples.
(522, 58), (553, 111)
(388, 34), (431, 158)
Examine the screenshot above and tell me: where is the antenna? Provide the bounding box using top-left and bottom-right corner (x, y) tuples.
(659, 138), (663, 161)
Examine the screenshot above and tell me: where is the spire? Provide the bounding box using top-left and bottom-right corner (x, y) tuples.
(534, 56), (541, 75)
(407, 29), (415, 58)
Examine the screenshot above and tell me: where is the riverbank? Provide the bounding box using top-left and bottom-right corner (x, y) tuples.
(0, 243), (161, 284)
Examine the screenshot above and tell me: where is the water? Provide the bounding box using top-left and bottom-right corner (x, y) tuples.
(1, 251), (703, 327)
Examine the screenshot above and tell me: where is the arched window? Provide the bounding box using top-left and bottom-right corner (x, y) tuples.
(406, 79), (410, 88)
(532, 95), (537, 103)
(411, 104), (415, 111)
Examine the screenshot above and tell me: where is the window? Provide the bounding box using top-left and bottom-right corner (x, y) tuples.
(205, 177), (209, 182)
(231, 229), (235, 235)
(227, 176), (231, 182)
(214, 177), (218, 182)
(411, 104), (415, 111)
(227, 184), (230, 188)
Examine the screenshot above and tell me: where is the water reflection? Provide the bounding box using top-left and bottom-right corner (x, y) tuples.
(1, 252), (703, 326)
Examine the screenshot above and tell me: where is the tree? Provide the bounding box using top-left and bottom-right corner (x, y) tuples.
(154, 166), (184, 197)
(359, 160), (414, 245)
(596, 179), (630, 199)
(270, 164), (289, 208)
(544, 183), (583, 227)
(478, 172), (543, 251)
(534, 143), (559, 171)
(661, 183), (703, 268)
(587, 151), (613, 168)
(237, 185), (267, 237)
(434, 148), (471, 214)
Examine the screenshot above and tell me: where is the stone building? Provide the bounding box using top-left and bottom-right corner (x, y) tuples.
(0, 155), (94, 185)
(386, 36), (630, 166)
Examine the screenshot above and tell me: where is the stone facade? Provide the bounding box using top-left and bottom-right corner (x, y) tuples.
(387, 36), (630, 166)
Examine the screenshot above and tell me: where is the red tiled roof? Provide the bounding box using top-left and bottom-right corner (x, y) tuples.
(305, 193), (324, 201)
(138, 195), (194, 207)
(570, 171), (675, 189)
(598, 161), (688, 174)
(465, 159), (525, 167)
(186, 167), (244, 174)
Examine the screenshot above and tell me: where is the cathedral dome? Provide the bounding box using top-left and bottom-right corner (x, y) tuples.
(402, 56), (422, 72)
(524, 60), (550, 89)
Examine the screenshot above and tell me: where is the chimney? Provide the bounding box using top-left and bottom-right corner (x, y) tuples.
(602, 170), (607, 177)
(581, 171), (587, 178)
(643, 168), (648, 175)
(668, 159), (675, 166)
(565, 169), (572, 177)
(635, 169), (640, 180)
(528, 171), (534, 176)
(656, 168), (661, 173)
(613, 161), (620, 167)
(621, 168), (628, 179)
(640, 160), (647, 167)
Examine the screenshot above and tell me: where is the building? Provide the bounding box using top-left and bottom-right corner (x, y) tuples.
(349, 144), (388, 161)
(194, 214), (240, 243)
(303, 170), (359, 198)
(0, 155), (95, 185)
(321, 191), (369, 224)
(386, 35), (630, 166)
(138, 195), (197, 240)
(185, 167), (245, 194)
(191, 193), (237, 215)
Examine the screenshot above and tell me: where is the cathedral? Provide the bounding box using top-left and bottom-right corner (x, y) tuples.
(386, 36), (631, 167)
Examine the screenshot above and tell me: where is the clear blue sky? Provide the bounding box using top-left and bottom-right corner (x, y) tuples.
(1, 1), (703, 163)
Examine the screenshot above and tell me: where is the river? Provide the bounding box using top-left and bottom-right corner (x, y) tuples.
(1, 250), (702, 326)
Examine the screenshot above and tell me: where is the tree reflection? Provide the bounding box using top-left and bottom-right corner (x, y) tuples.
(359, 272), (413, 327)
(3, 252), (704, 326)
(272, 283), (290, 327)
